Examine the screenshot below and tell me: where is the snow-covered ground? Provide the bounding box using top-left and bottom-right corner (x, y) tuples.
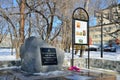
(0, 48), (18, 61)
(65, 50), (120, 61)
(0, 48), (120, 80)
(0, 48), (120, 61)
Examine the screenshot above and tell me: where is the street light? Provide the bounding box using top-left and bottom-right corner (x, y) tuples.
(94, 10), (103, 58)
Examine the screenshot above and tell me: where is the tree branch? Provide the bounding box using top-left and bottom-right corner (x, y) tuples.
(50, 26), (61, 41)
(0, 7), (17, 38)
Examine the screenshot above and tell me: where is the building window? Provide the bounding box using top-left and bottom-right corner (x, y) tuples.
(93, 35), (101, 38)
(104, 34), (107, 37)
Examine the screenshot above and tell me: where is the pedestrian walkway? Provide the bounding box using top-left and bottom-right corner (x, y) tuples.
(0, 68), (116, 80)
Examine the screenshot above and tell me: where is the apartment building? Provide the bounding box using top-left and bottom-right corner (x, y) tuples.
(90, 4), (120, 45)
(90, 23), (120, 45)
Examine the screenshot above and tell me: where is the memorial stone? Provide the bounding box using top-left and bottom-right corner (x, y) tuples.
(20, 36), (64, 73)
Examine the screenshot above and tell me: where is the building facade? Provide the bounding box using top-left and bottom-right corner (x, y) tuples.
(90, 4), (120, 45)
(89, 23), (120, 45)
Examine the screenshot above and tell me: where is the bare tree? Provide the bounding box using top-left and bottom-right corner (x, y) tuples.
(94, 0), (120, 44)
(0, 5), (19, 58)
(0, 19), (8, 44)
(0, 0), (26, 58)
(25, 0), (63, 43)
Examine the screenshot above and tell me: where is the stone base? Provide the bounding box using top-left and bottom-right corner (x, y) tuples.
(63, 58), (120, 73)
(0, 69), (116, 80)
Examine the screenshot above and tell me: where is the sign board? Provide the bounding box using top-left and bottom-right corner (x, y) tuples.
(40, 48), (58, 65)
(74, 20), (88, 44)
(71, 7), (89, 67)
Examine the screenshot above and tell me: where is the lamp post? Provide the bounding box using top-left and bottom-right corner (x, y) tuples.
(94, 11), (103, 58)
(100, 13), (103, 58)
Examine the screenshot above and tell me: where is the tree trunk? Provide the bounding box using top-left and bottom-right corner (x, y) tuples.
(20, 0), (25, 44)
(15, 41), (20, 59)
(18, 0), (25, 59)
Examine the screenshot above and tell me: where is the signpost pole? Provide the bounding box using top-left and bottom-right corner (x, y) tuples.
(71, 44), (74, 66)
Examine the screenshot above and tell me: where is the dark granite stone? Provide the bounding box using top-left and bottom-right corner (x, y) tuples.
(20, 36), (64, 73)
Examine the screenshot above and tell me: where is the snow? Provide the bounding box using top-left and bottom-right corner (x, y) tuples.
(0, 48), (20, 61)
(0, 47), (120, 61)
(0, 48), (119, 79)
(65, 75), (92, 80)
(0, 66), (20, 70)
(0, 48), (120, 61)
(33, 70), (70, 76)
(0, 48), (15, 55)
(65, 49), (120, 61)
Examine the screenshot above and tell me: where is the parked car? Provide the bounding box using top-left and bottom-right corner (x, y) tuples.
(86, 45), (99, 51)
(103, 45), (116, 52)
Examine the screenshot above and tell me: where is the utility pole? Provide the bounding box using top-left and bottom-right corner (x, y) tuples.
(100, 13), (103, 58)
(94, 10), (103, 58)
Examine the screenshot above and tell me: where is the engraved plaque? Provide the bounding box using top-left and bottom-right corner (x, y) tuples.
(40, 48), (58, 65)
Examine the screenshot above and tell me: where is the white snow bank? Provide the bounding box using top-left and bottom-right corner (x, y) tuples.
(0, 48), (120, 61)
(33, 70), (70, 76)
(65, 50), (120, 61)
(0, 49), (20, 61)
